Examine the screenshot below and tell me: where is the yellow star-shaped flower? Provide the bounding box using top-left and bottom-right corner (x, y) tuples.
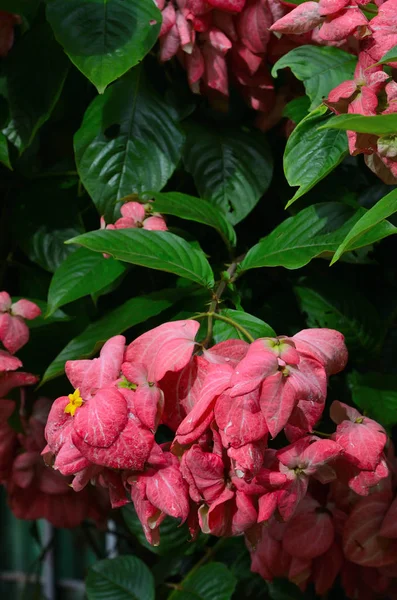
(64, 389), (83, 417)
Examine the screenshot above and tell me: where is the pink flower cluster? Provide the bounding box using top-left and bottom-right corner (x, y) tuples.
(154, 0), (280, 121)
(0, 291), (108, 527)
(101, 201), (168, 232)
(271, 0), (397, 183)
(44, 318), (397, 596)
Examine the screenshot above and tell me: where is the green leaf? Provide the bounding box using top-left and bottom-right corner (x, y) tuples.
(74, 68), (185, 220)
(2, 23), (69, 153)
(145, 191), (237, 248)
(294, 279), (383, 354)
(169, 563), (237, 600)
(0, 131), (11, 169)
(122, 506), (199, 556)
(67, 229), (215, 288)
(47, 248), (126, 315)
(11, 180), (84, 273)
(213, 309), (276, 343)
(272, 46), (356, 111)
(321, 113), (397, 135)
(86, 556), (154, 600)
(183, 121), (273, 225)
(41, 288), (185, 383)
(46, 0), (161, 94)
(283, 96), (310, 125)
(284, 104), (348, 207)
(239, 202), (396, 271)
(377, 44), (397, 65)
(331, 188), (397, 264)
(348, 371), (397, 427)
(266, 580), (306, 600)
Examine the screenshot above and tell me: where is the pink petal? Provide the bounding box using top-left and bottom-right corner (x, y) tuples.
(260, 371), (297, 438)
(334, 418), (386, 471)
(66, 335), (125, 398)
(206, 27), (232, 54)
(125, 320), (199, 383)
(228, 441), (266, 477)
(215, 388), (268, 447)
(160, 2), (176, 36)
(232, 491), (257, 535)
(73, 387), (128, 448)
(186, 45), (205, 90)
(343, 493), (397, 567)
(300, 438), (343, 471)
(203, 339), (249, 366)
(143, 216), (168, 231)
(207, 0), (246, 12)
(283, 497), (335, 559)
(319, 0), (349, 15)
(0, 371), (38, 397)
(181, 444), (225, 503)
(293, 328), (348, 375)
(0, 313), (29, 354)
(0, 349), (22, 372)
(380, 494), (397, 538)
(229, 339), (279, 397)
(159, 22), (181, 62)
(175, 363), (233, 444)
(236, 0), (272, 55)
(202, 44), (229, 96)
(144, 453), (190, 521)
(133, 385), (164, 431)
(313, 542), (344, 596)
(318, 8), (368, 42)
(11, 299), (41, 320)
(270, 2), (323, 34)
(73, 410), (154, 471)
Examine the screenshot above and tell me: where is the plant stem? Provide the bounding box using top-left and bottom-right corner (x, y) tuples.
(192, 312), (255, 343)
(201, 254), (246, 347)
(312, 429), (332, 438)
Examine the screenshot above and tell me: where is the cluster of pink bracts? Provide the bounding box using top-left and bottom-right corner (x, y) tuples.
(0, 292), (108, 528)
(155, 0), (397, 181)
(41, 316), (397, 599)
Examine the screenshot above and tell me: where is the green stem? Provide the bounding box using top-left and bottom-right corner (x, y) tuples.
(192, 312), (255, 343)
(312, 429), (332, 438)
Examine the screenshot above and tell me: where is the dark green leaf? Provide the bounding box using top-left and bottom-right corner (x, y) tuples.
(284, 104), (348, 207)
(46, 0), (161, 94)
(3, 23), (69, 153)
(11, 180), (84, 273)
(294, 279), (384, 354)
(348, 371), (397, 427)
(86, 556), (154, 600)
(331, 188), (397, 263)
(74, 68), (185, 220)
(146, 191), (237, 247)
(28, 226), (83, 273)
(183, 121), (273, 225)
(321, 113), (397, 135)
(239, 202), (396, 271)
(272, 46), (356, 111)
(169, 563), (237, 600)
(47, 248), (126, 315)
(67, 229), (215, 288)
(0, 131), (11, 169)
(213, 309), (276, 343)
(267, 579), (307, 600)
(283, 96), (310, 125)
(41, 288), (185, 383)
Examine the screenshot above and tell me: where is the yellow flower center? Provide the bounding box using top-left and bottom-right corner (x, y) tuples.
(64, 389), (83, 417)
